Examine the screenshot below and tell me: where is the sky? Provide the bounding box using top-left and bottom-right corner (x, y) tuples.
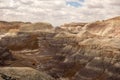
(0, 0), (120, 26)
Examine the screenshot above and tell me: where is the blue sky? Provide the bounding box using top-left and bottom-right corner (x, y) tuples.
(66, 0), (84, 7)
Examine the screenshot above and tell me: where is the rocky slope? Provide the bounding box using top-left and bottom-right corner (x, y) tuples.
(85, 16), (120, 37)
(0, 67), (54, 80)
(0, 16), (120, 80)
(60, 22), (87, 34)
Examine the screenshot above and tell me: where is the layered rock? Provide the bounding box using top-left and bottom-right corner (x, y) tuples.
(0, 32), (39, 50)
(0, 22), (54, 50)
(60, 22), (87, 34)
(0, 67), (54, 80)
(0, 21), (30, 34)
(19, 22), (53, 32)
(85, 16), (120, 37)
(0, 47), (14, 66)
(0, 16), (120, 80)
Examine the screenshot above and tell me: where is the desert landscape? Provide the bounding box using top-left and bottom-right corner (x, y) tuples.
(0, 16), (120, 80)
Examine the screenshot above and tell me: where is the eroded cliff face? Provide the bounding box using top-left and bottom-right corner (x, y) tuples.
(60, 22), (87, 34)
(85, 16), (120, 37)
(0, 17), (120, 80)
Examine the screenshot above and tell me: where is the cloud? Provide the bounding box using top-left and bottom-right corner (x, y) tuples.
(0, 0), (120, 26)
(19, 0), (33, 5)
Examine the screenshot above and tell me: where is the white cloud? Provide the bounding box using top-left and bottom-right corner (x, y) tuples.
(0, 0), (120, 26)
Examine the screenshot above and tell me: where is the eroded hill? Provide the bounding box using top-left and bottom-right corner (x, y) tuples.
(0, 16), (120, 80)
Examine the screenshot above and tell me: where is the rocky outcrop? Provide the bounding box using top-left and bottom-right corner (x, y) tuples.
(0, 21), (30, 34)
(0, 67), (54, 80)
(0, 32), (39, 50)
(61, 22), (86, 27)
(0, 21), (53, 35)
(0, 22), (54, 50)
(0, 16), (120, 80)
(0, 47), (14, 66)
(85, 16), (120, 37)
(19, 22), (53, 32)
(60, 22), (87, 34)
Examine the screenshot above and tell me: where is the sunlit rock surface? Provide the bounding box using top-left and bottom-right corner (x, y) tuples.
(0, 16), (120, 80)
(0, 67), (54, 80)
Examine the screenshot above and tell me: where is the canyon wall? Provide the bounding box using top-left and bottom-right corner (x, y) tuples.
(0, 16), (120, 80)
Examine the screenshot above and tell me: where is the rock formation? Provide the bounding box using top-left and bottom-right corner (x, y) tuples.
(19, 22), (53, 32)
(0, 47), (14, 66)
(0, 67), (54, 80)
(60, 22), (87, 34)
(0, 16), (120, 80)
(85, 16), (120, 37)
